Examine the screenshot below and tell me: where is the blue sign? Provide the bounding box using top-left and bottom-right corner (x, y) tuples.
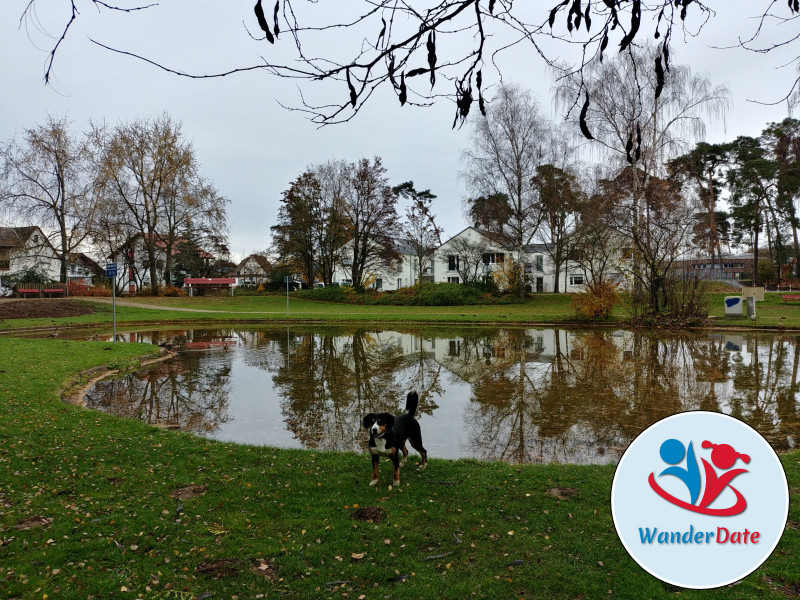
(106, 263), (118, 278)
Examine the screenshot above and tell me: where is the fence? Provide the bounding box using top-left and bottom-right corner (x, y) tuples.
(15, 282), (68, 298)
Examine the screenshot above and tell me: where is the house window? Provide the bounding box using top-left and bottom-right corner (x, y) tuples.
(524, 262), (532, 274)
(447, 276), (460, 284)
(397, 278), (402, 289)
(482, 252), (505, 265)
(569, 274), (585, 286)
(0, 249), (10, 270)
(448, 340), (461, 356)
(448, 255), (459, 271)
(535, 255), (544, 272)
(375, 278), (383, 290)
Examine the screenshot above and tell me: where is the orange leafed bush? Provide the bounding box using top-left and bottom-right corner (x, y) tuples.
(161, 285), (187, 297)
(67, 281), (113, 297)
(571, 280), (619, 319)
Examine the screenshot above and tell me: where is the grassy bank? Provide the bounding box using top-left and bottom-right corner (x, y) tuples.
(5, 291), (800, 333)
(1, 338), (799, 599)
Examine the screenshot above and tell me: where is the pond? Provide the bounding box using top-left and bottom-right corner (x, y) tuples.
(84, 326), (800, 465)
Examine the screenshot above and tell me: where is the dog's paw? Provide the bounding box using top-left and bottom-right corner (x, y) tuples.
(399, 459), (407, 467)
(392, 480), (400, 487)
(369, 479), (379, 486)
(418, 463), (427, 471)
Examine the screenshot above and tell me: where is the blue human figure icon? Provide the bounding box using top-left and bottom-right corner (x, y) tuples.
(658, 439), (701, 505)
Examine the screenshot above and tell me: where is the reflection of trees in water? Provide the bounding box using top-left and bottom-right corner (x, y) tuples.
(266, 328), (444, 451)
(85, 353), (232, 434)
(454, 330), (800, 463)
(730, 336), (800, 450)
(461, 330), (633, 464)
(86, 326), (800, 462)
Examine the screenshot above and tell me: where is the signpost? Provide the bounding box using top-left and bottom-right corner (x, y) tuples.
(284, 275), (291, 315)
(106, 263), (117, 343)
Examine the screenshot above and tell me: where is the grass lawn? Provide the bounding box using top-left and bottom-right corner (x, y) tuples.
(1, 338), (799, 599)
(6, 290), (800, 333)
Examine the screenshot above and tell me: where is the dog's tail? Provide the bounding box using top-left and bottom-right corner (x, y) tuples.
(405, 391), (419, 418)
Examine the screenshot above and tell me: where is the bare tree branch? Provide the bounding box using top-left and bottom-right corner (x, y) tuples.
(17, 1), (800, 125)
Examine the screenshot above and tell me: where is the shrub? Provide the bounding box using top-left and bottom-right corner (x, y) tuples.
(296, 285), (349, 303)
(571, 281), (619, 319)
(162, 285), (187, 297)
(67, 281), (112, 297)
(6, 267), (51, 285)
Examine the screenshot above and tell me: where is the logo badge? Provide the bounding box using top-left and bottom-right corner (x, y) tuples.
(612, 412), (788, 589)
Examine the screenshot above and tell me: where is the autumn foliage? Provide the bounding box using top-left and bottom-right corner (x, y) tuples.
(571, 281), (619, 319)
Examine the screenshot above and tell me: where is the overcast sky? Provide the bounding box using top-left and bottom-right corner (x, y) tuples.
(1, 1), (796, 261)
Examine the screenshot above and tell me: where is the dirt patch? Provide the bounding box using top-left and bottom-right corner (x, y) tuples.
(196, 558), (241, 578)
(16, 516), (53, 530)
(350, 506), (387, 523)
(544, 487), (579, 500)
(251, 558), (278, 581)
(0, 299), (97, 320)
(169, 484), (208, 500)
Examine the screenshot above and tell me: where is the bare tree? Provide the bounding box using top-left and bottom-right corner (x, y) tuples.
(462, 84), (551, 297)
(93, 113), (227, 293)
(449, 235), (490, 285)
(313, 159), (351, 286)
(342, 157), (400, 291)
(603, 169), (695, 313)
(556, 44), (730, 180)
(0, 115), (97, 283)
(22, 2), (799, 125)
(557, 46), (728, 305)
(394, 181), (442, 286)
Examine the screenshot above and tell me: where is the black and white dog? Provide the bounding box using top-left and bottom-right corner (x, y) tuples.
(362, 391), (427, 486)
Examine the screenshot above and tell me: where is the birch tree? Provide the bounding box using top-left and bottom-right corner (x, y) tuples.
(462, 84), (551, 298)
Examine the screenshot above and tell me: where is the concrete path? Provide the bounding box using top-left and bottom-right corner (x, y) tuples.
(81, 297), (226, 313)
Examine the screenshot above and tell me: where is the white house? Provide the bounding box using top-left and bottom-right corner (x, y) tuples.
(67, 253), (104, 285)
(434, 227), (594, 293)
(331, 237), (429, 290)
(0, 226), (60, 285)
(236, 254), (272, 287)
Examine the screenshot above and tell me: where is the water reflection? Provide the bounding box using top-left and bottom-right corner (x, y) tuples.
(85, 327), (800, 464)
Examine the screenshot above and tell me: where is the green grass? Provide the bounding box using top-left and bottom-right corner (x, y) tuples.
(6, 290), (800, 334)
(0, 293), (613, 333)
(1, 338), (799, 598)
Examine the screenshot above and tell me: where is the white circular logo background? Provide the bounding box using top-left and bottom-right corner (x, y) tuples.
(611, 411), (789, 589)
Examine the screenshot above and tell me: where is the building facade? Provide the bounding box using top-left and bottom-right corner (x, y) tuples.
(0, 226), (60, 285)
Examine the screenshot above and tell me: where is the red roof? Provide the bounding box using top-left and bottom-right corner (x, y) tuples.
(184, 278), (236, 285)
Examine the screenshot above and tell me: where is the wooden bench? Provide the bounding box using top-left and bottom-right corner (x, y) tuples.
(43, 288), (66, 297)
(781, 295), (800, 303)
(17, 288), (40, 297)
